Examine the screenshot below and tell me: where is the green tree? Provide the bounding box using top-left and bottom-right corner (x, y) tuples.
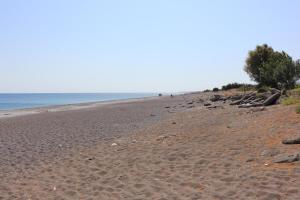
(244, 44), (300, 89)
(244, 44), (274, 85)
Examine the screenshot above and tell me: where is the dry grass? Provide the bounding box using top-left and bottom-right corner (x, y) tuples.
(281, 97), (300, 105)
(296, 105), (300, 114)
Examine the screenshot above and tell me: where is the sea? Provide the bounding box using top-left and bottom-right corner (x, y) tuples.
(0, 93), (157, 110)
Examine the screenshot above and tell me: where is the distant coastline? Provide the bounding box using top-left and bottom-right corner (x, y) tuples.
(0, 93), (157, 111)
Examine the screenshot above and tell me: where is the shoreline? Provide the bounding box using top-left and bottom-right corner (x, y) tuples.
(0, 95), (161, 119)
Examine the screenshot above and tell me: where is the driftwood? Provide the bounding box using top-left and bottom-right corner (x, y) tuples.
(230, 92), (255, 105)
(262, 92), (281, 106)
(211, 90), (281, 109)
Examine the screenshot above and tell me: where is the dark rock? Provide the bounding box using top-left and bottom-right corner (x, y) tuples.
(204, 103), (211, 106)
(172, 122), (176, 124)
(207, 105), (217, 109)
(246, 158), (255, 162)
(210, 95), (222, 102)
(187, 101), (194, 105)
(164, 106), (170, 108)
(207, 105), (224, 109)
(273, 153), (300, 163)
(282, 137), (300, 144)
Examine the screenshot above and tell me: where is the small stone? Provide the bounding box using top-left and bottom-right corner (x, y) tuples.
(246, 158), (254, 162)
(172, 122), (176, 124)
(111, 143), (118, 146)
(273, 153), (300, 163)
(204, 103), (211, 106)
(260, 149), (280, 157)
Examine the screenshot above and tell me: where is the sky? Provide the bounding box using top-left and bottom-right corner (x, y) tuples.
(0, 0), (300, 93)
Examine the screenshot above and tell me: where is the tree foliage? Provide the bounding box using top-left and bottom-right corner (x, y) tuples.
(244, 44), (300, 89)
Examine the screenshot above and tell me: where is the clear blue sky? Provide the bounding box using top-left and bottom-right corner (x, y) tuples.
(0, 0), (300, 93)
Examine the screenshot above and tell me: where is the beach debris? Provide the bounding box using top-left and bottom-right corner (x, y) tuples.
(273, 152), (300, 163)
(111, 143), (118, 146)
(282, 137), (300, 144)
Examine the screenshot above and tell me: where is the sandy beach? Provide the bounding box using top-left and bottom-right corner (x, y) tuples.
(1, 92), (300, 199)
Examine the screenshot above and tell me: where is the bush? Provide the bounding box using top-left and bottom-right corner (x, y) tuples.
(212, 87), (219, 92)
(244, 44), (300, 89)
(221, 83), (255, 91)
(221, 83), (242, 90)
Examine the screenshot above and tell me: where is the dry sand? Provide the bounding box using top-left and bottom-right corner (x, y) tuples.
(1, 92), (300, 199)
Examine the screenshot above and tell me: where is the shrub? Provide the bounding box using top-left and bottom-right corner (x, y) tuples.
(221, 83), (242, 90)
(212, 87), (219, 92)
(221, 83), (255, 91)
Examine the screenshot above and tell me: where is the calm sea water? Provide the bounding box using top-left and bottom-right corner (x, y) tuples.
(0, 93), (156, 110)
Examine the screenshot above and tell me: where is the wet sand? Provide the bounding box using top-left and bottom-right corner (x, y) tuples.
(1, 92), (300, 199)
